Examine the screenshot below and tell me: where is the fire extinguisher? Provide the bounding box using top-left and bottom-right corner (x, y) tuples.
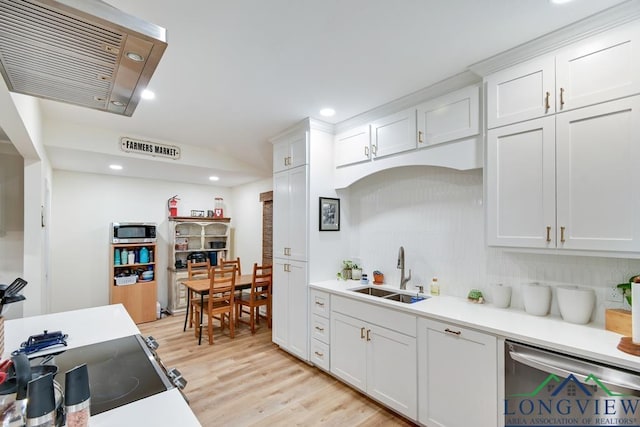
(168, 195), (179, 217)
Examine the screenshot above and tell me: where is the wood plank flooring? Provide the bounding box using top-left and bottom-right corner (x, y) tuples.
(139, 313), (418, 427)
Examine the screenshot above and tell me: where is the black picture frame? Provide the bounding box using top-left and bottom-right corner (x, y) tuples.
(319, 197), (340, 231)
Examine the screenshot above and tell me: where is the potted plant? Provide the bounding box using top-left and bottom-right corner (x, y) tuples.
(351, 263), (362, 281)
(617, 274), (640, 307)
(337, 260), (354, 280)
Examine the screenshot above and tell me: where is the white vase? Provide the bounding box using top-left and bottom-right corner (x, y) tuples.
(522, 282), (551, 316)
(491, 284), (512, 308)
(556, 286), (595, 324)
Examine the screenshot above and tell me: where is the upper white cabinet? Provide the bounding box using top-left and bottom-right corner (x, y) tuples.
(370, 108), (417, 159)
(273, 165), (308, 261)
(273, 131), (308, 173)
(487, 23), (640, 129)
(487, 96), (640, 251)
(418, 318), (497, 427)
(334, 125), (371, 167)
(416, 85), (480, 147)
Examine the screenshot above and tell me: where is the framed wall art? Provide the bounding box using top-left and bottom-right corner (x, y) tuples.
(319, 197), (340, 231)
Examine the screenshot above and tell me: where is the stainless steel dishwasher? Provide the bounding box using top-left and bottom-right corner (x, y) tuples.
(504, 340), (640, 427)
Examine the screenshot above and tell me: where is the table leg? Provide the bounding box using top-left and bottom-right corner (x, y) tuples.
(183, 288), (190, 332)
(198, 293), (204, 345)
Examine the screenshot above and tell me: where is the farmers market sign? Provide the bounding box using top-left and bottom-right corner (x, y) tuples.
(120, 137), (181, 160)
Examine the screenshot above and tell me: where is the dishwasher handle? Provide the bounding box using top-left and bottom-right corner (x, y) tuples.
(509, 344), (640, 392)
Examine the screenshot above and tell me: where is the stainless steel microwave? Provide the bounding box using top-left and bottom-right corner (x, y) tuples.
(111, 222), (157, 243)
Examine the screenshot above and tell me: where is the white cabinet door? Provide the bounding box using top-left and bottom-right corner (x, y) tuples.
(416, 85), (479, 146)
(273, 132), (308, 173)
(556, 24), (640, 113)
(271, 259), (289, 348)
(272, 166), (308, 261)
(371, 108), (416, 158)
(487, 117), (556, 248)
(335, 125), (371, 167)
(331, 312), (367, 392)
(486, 56), (555, 129)
(272, 171), (289, 259)
(418, 319), (497, 427)
(556, 96), (640, 251)
(273, 140), (290, 173)
(287, 260), (308, 361)
(367, 324), (417, 420)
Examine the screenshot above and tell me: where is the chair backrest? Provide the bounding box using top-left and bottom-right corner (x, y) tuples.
(187, 260), (210, 280)
(208, 265), (237, 307)
(251, 263), (272, 299)
(220, 257), (241, 276)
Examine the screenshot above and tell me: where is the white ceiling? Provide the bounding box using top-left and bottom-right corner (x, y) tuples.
(18, 0), (633, 187)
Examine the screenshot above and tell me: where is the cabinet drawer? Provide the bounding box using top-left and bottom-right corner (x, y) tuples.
(332, 295), (416, 337)
(311, 314), (330, 344)
(310, 289), (330, 317)
(310, 339), (330, 371)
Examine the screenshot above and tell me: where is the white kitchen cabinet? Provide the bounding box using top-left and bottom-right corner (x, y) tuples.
(487, 23), (640, 129)
(330, 297), (417, 420)
(488, 96), (640, 252)
(487, 117), (556, 248)
(273, 165), (308, 261)
(370, 108), (416, 159)
(272, 259), (308, 360)
(273, 131), (308, 173)
(418, 318), (497, 427)
(334, 125), (371, 167)
(416, 85), (480, 147)
(310, 289), (331, 371)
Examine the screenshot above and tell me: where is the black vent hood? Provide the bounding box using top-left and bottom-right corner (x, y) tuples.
(0, 0), (167, 116)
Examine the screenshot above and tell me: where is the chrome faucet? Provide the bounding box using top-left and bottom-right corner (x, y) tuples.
(397, 246), (411, 290)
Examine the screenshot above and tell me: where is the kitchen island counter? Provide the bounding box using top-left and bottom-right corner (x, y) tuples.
(311, 280), (640, 371)
(3, 304), (201, 426)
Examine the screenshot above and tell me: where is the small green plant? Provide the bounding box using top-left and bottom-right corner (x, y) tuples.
(617, 274), (640, 306)
(337, 260), (357, 280)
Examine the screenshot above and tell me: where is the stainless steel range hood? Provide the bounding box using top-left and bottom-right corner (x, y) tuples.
(0, 0), (167, 116)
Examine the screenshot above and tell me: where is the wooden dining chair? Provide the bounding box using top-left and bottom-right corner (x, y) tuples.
(220, 257), (241, 275)
(193, 265), (236, 345)
(187, 260), (210, 328)
(235, 263), (272, 334)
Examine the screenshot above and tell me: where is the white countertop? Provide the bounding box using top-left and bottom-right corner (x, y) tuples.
(310, 280), (640, 371)
(3, 304), (201, 426)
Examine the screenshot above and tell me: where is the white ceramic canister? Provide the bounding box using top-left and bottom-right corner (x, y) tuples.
(522, 282), (551, 316)
(556, 285), (595, 324)
(491, 284), (512, 308)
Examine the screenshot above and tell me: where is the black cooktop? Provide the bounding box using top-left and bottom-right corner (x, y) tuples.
(31, 335), (172, 416)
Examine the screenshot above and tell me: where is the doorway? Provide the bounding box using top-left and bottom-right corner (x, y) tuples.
(260, 191), (273, 266)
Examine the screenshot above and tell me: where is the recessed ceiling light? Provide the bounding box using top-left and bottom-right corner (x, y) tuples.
(111, 100), (125, 107)
(550, 0), (573, 4)
(109, 164), (123, 170)
(125, 51), (145, 62)
(141, 89), (155, 100)
(320, 108), (336, 117)
(209, 176), (220, 181)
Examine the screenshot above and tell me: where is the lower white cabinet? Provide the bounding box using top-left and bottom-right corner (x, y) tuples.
(310, 289), (331, 371)
(272, 259), (308, 361)
(418, 318), (497, 427)
(330, 299), (417, 420)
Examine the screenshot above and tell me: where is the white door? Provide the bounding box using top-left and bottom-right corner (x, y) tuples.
(556, 96), (640, 251)
(271, 259), (289, 347)
(556, 24), (640, 113)
(272, 171), (289, 259)
(335, 125), (371, 167)
(486, 117), (556, 248)
(486, 56), (555, 129)
(367, 325), (417, 419)
(287, 165), (308, 261)
(371, 108), (416, 158)
(331, 312), (367, 392)
(420, 319), (497, 427)
(287, 260), (308, 361)
(416, 85), (479, 146)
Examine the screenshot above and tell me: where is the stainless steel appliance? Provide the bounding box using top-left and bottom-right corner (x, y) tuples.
(111, 222), (157, 244)
(505, 340), (640, 427)
(30, 335), (186, 416)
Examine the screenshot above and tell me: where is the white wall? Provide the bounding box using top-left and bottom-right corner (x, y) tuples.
(347, 165), (640, 325)
(50, 170), (233, 313)
(230, 177), (272, 270)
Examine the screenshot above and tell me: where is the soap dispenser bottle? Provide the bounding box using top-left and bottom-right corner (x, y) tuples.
(430, 277), (440, 296)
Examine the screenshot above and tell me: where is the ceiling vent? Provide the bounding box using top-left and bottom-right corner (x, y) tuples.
(0, 0), (167, 116)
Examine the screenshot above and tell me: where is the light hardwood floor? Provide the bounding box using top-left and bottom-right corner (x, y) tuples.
(139, 313), (418, 427)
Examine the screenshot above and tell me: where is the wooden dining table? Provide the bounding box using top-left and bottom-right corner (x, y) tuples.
(181, 273), (253, 345)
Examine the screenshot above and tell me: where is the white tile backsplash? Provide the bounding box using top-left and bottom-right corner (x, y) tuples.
(347, 165), (640, 325)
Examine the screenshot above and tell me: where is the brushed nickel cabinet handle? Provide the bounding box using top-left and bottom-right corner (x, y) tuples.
(366, 329), (371, 341)
(365, 146), (369, 157)
(560, 226), (566, 243)
(445, 328), (461, 336)
(315, 301), (324, 307)
(315, 351), (324, 357)
(360, 327), (365, 339)
(315, 326), (324, 331)
(372, 144), (377, 156)
(545, 91), (550, 111)
(546, 226), (551, 242)
(560, 88), (565, 107)
(418, 131), (424, 143)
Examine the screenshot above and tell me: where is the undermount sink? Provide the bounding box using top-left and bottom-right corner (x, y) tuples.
(351, 287), (429, 304)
